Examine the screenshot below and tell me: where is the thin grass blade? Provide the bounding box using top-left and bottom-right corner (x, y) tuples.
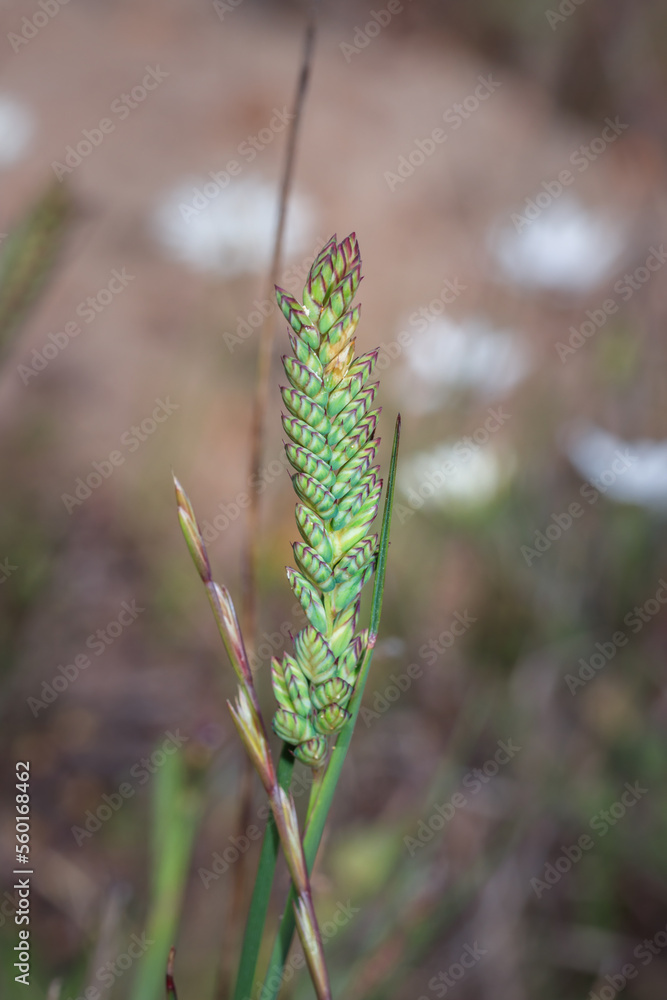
(128, 750), (203, 1000)
(166, 948), (178, 1000)
(232, 748), (295, 1000)
(0, 181), (72, 363)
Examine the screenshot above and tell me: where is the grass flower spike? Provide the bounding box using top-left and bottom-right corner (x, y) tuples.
(173, 232), (400, 1000)
(273, 233), (382, 767)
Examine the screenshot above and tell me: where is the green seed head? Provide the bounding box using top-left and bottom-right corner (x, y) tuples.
(271, 234), (381, 766)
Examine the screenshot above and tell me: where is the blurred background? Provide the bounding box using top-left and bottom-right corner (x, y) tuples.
(1, 1), (667, 998)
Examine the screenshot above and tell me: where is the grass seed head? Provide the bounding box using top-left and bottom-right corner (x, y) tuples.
(271, 234), (381, 767)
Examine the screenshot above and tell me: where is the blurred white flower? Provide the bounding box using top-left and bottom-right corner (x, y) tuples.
(489, 196), (625, 294)
(564, 423), (667, 511)
(0, 95), (34, 167)
(395, 316), (532, 414)
(376, 636), (406, 658)
(152, 175), (315, 276)
(400, 442), (513, 510)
